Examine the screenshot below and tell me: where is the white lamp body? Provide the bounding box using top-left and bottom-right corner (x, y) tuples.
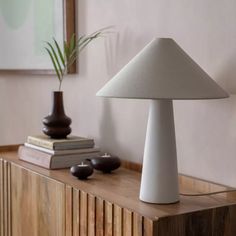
(140, 100), (179, 204)
(97, 38), (229, 205)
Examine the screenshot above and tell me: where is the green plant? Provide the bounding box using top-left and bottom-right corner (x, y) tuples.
(45, 28), (108, 91)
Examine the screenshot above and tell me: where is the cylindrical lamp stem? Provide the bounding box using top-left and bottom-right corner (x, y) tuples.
(140, 99), (179, 204)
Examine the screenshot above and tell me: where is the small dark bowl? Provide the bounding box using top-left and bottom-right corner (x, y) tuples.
(70, 164), (93, 180)
(90, 154), (121, 173)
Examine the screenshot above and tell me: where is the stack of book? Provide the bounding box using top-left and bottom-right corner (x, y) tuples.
(18, 135), (100, 169)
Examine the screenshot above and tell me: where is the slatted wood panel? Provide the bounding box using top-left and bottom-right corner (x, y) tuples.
(72, 188), (155, 236)
(10, 163), (66, 236)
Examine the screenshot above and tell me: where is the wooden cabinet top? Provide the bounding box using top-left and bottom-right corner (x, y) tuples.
(1, 148), (236, 221)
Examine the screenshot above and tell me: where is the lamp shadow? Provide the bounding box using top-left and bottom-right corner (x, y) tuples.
(99, 99), (119, 154)
(214, 53), (236, 94)
(98, 99), (135, 161)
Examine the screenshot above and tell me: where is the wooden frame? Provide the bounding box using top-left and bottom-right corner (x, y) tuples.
(0, 0), (76, 75)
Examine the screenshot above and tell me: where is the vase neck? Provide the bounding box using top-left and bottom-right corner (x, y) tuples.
(51, 91), (65, 115)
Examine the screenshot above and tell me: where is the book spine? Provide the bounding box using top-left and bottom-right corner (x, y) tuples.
(24, 143), (55, 155)
(24, 143), (100, 155)
(27, 136), (54, 150)
(18, 146), (51, 169)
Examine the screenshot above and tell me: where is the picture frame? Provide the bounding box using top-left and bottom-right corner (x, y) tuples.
(0, 0), (76, 75)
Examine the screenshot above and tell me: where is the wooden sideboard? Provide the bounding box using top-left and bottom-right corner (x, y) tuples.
(1, 146), (236, 236)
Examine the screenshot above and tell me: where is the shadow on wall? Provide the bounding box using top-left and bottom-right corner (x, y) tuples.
(99, 99), (119, 153)
(98, 99), (134, 159)
(215, 53), (236, 94)
(104, 26), (153, 78)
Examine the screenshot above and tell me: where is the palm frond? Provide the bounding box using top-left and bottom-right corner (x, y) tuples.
(45, 47), (61, 81)
(53, 38), (65, 67)
(44, 26), (111, 90)
(46, 42), (63, 78)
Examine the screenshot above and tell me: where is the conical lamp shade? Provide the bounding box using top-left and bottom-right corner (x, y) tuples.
(97, 38), (228, 99)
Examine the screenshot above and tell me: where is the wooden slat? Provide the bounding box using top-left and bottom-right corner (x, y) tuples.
(114, 205), (122, 236)
(105, 201), (113, 236)
(7, 162), (11, 236)
(3, 161), (9, 236)
(133, 213), (143, 236)
(0, 159), (4, 236)
(123, 209), (133, 236)
(3, 161), (7, 236)
(96, 197), (104, 236)
(80, 191), (88, 236)
(88, 194), (96, 236)
(73, 189), (80, 236)
(66, 186), (73, 236)
(143, 218), (154, 236)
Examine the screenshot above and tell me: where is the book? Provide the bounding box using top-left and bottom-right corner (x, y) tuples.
(27, 135), (94, 150)
(24, 143), (100, 155)
(18, 146), (100, 169)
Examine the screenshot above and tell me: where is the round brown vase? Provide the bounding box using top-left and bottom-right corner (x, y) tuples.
(43, 91), (72, 139)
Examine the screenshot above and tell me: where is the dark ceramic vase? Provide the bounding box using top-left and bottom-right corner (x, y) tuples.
(43, 91), (72, 139)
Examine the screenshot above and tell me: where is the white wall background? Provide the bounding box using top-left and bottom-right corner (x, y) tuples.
(1, 0), (236, 187)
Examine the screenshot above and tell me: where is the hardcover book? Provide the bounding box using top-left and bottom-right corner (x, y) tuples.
(27, 135), (94, 150)
(24, 143), (100, 155)
(18, 146), (100, 169)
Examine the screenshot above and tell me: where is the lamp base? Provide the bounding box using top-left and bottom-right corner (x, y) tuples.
(140, 100), (179, 204)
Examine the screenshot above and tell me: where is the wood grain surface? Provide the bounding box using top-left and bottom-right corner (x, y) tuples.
(1, 150), (236, 235)
(10, 163), (66, 236)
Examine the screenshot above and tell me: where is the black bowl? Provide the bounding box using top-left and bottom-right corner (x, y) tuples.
(70, 164), (93, 179)
(90, 154), (121, 173)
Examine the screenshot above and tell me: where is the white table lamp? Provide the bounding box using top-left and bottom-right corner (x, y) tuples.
(96, 38), (229, 204)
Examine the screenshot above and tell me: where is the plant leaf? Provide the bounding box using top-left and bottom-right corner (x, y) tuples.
(64, 41), (70, 62)
(45, 47), (61, 81)
(53, 38), (65, 67)
(77, 35), (85, 45)
(69, 34), (76, 54)
(46, 42), (63, 78)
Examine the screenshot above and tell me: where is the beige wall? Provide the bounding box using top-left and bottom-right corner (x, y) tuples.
(1, 0), (236, 187)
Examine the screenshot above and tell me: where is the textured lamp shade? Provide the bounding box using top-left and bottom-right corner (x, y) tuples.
(97, 38), (228, 99)
(97, 38), (229, 204)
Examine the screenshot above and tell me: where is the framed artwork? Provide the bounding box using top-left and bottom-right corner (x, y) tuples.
(0, 0), (76, 74)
